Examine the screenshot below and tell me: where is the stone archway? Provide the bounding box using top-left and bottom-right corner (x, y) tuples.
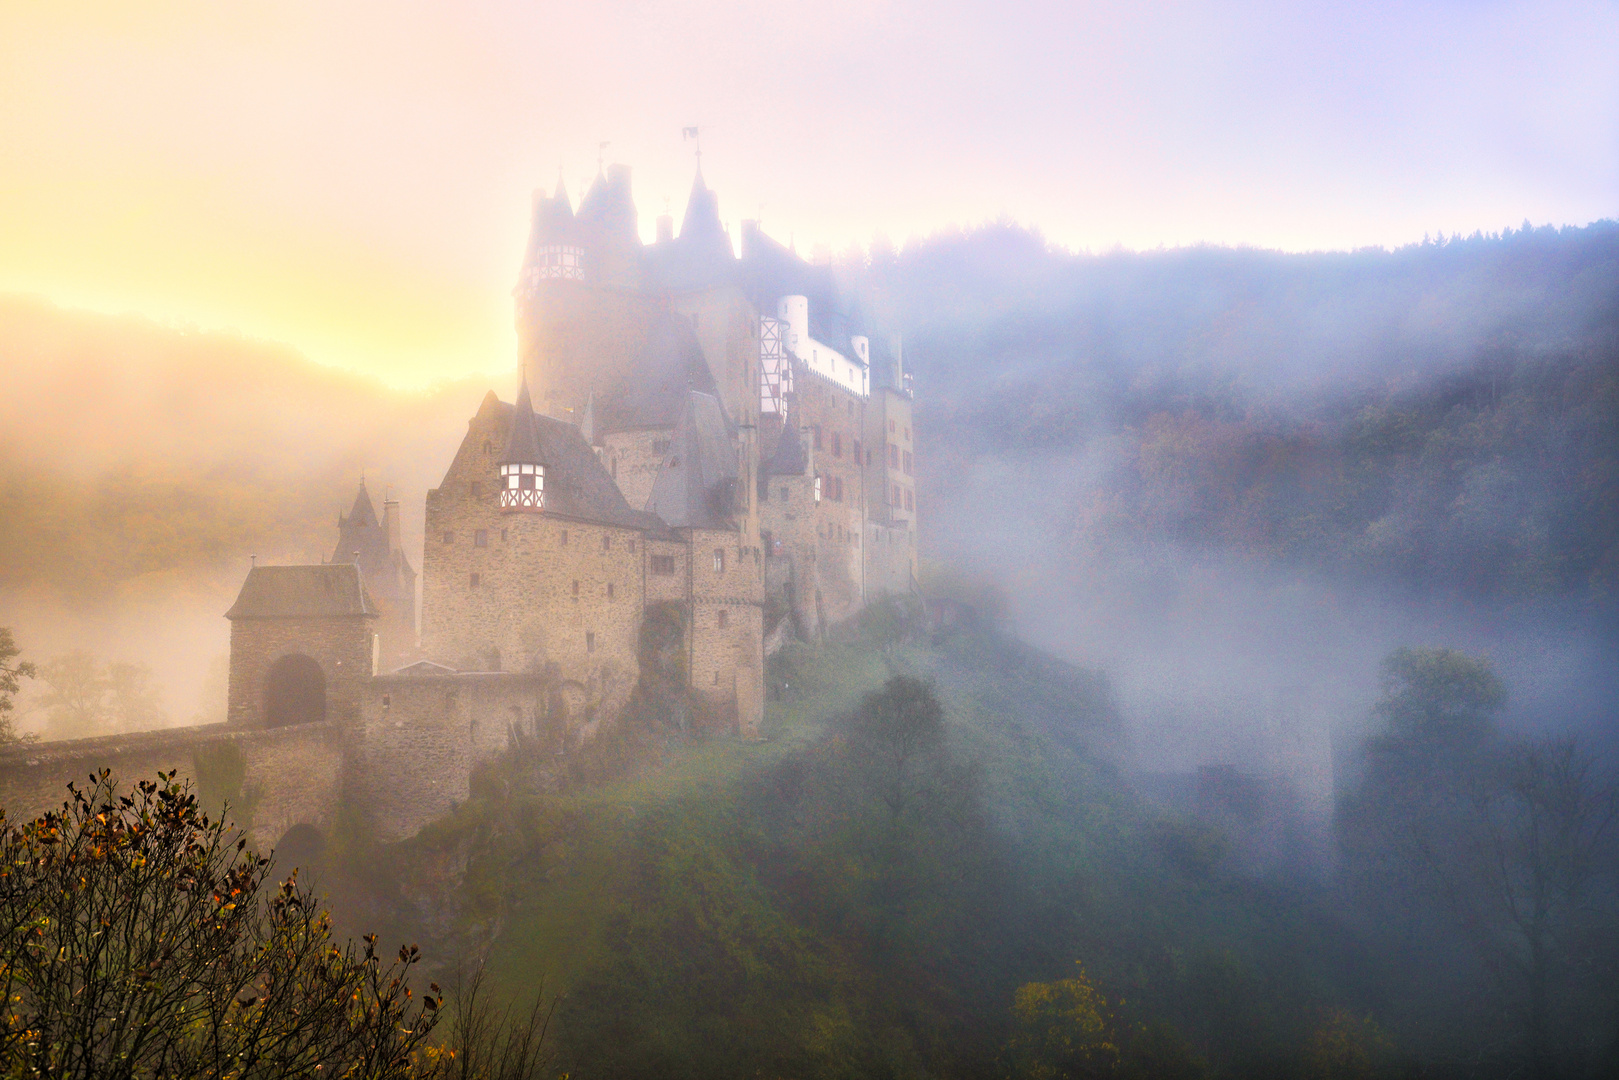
(274, 823), (326, 875)
(263, 654), (326, 727)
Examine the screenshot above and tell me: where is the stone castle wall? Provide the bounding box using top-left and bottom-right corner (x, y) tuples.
(0, 721), (344, 853)
(602, 427), (672, 513)
(350, 673), (546, 842)
(228, 617), (374, 728)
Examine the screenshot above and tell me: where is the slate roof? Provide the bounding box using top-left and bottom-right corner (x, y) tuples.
(344, 480), (379, 528)
(763, 405), (808, 477)
(645, 391), (740, 530)
(522, 177), (578, 263)
(594, 314), (717, 434)
(225, 564), (378, 620)
(332, 480), (417, 603)
(477, 391), (667, 533)
(501, 381), (545, 465)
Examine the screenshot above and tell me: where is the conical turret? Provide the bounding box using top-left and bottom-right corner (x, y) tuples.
(498, 381), (546, 511)
(519, 176), (583, 287)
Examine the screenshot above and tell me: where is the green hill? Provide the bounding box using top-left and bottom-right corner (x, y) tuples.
(329, 623), (1367, 1080)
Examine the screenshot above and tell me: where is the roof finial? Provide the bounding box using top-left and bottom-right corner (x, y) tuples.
(683, 126), (701, 172)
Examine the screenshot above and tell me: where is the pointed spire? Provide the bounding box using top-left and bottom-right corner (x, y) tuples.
(346, 478), (379, 528)
(681, 164), (722, 241)
(501, 380), (544, 466)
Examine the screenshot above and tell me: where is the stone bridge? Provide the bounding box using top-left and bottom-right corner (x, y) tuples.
(0, 721), (344, 855)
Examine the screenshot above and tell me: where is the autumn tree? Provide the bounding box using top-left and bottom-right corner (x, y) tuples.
(0, 771), (445, 1077)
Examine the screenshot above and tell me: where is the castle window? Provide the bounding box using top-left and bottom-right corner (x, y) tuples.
(905, 426), (911, 441)
(779, 486), (789, 502)
(443, 531), (454, 544)
(500, 528), (508, 542)
(718, 609), (728, 628)
(889, 444), (899, 468)
(713, 549), (725, 573)
(903, 451), (913, 476)
(382, 694), (391, 710)
(889, 419), (896, 433)
(813, 475), (822, 503)
(470, 572), (480, 588)
(905, 489), (914, 511)
(651, 555), (675, 575)
(892, 484), (901, 506)
(470, 482), (481, 497)
(832, 433), (841, 457)
(474, 529), (488, 548)
(627, 539), (636, 553)
(812, 425), (822, 450)
(853, 439), (861, 462)
(571, 580), (579, 597)
(607, 582), (615, 599)
(586, 632), (595, 653)
(560, 530), (568, 546)
(483, 440), (492, 456)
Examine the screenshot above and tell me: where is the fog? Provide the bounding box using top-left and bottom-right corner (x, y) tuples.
(3, 218), (1617, 1075)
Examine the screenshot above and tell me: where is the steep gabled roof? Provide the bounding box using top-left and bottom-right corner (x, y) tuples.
(645, 391), (740, 530)
(225, 564), (378, 620)
(764, 405), (808, 477)
(501, 381), (545, 465)
(594, 314), (717, 435)
(477, 392), (664, 531)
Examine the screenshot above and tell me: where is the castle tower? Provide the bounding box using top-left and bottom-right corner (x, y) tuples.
(332, 479), (418, 671)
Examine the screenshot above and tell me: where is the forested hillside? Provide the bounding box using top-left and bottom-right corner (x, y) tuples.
(860, 222), (1619, 608)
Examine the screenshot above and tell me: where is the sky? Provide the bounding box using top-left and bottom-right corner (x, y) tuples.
(2, 0), (1616, 387)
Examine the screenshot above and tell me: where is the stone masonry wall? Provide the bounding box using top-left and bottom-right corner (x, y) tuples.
(423, 496), (643, 723)
(228, 617), (376, 728)
(350, 674), (546, 842)
(0, 722), (344, 853)
(686, 526), (764, 736)
(602, 427), (673, 512)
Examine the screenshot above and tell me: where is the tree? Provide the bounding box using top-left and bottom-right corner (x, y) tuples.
(0, 627), (35, 745)
(1004, 965), (1119, 1079)
(38, 650), (111, 737)
(1340, 648), (1619, 1074)
(847, 675), (946, 818)
(0, 770), (446, 1078)
(106, 660), (167, 730)
(1370, 646), (1505, 753)
(1436, 739), (1618, 1075)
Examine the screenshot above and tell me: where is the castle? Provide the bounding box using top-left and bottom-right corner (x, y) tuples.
(0, 161), (920, 848)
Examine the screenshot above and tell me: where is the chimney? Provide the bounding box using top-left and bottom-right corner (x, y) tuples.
(383, 500), (401, 555)
(656, 213), (674, 243)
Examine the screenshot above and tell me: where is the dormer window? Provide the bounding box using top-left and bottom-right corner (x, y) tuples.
(498, 461), (544, 510)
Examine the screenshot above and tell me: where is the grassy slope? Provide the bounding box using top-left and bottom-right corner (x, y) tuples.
(382, 630), (1367, 1078)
